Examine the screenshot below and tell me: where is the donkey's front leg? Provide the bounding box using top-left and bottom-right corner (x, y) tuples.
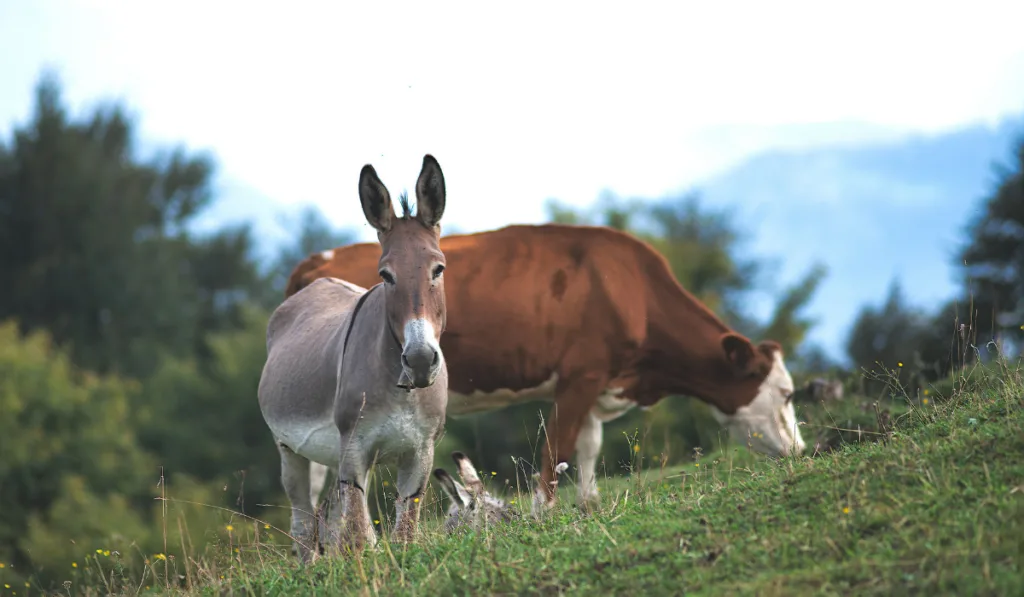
(334, 460), (376, 554)
(393, 445), (434, 544)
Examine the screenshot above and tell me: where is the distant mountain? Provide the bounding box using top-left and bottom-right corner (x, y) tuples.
(698, 115), (1024, 363)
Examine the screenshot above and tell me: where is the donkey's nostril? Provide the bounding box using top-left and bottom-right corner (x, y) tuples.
(432, 350), (440, 366)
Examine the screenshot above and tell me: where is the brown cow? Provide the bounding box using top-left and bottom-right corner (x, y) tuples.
(288, 224), (806, 515)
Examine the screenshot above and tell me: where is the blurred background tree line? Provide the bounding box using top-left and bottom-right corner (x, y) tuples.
(1, 72), (1021, 587)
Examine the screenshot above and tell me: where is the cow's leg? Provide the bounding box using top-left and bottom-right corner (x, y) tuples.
(575, 410), (603, 510)
(393, 444), (433, 544)
(534, 372), (606, 516)
(277, 442), (318, 562)
(334, 453), (375, 554)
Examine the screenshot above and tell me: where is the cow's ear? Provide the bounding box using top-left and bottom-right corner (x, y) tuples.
(722, 333), (759, 376)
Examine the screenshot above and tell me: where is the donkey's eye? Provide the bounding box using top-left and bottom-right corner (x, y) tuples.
(379, 270), (396, 285)
(432, 264), (445, 280)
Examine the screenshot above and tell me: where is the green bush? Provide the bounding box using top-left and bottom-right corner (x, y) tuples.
(0, 320), (152, 587)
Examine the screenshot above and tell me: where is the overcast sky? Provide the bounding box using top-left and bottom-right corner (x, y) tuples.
(2, 0), (1024, 360)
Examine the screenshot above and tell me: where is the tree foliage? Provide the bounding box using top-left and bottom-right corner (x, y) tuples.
(0, 321), (152, 581)
(959, 136), (1024, 352)
(265, 205), (356, 300)
(846, 281), (979, 395)
(0, 72), (263, 379)
(139, 306), (281, 512)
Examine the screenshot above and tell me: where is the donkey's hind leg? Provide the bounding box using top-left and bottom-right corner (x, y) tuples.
(278, 442), (318, 563)
(309, 461), (335, 552)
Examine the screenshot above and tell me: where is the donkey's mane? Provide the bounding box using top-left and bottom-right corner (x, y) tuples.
(398, 191), (413, 219)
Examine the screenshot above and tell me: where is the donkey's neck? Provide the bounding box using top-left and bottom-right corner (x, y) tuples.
(343, 285), (405, 384)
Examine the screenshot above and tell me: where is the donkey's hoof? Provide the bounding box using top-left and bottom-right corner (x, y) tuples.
(291, 543), (315, 564)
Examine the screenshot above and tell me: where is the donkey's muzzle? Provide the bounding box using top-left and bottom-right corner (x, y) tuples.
(399, 345), (441, 389)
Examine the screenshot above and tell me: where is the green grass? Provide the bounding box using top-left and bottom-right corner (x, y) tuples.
(71, 362), (1024, 596)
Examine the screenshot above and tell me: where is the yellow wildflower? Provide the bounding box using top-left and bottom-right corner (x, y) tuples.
(491, 471), (497, 476)
(633, 444), (640, 453)
(0, 563), (4, 568)
(510, 500), (516, 505)
(923, 389), (930, 396)
(922, 398), (929, 405)
(413, 497), (420, 503)
(24, 582), (29, 588)
(103, 550), (110, 557)
(898, 362), (903, 367)
(374, 519), (380, 525)
(695, 463), (700, 467)
(264, 524), (270, 530)
(842, 507), (850, 514)
(96, 549), (103, 554)
(154, 553), (167, 561)
(3, 585), (9, 590)
(225, 524), (234, 532)
(72, 562), (78, 568)
(382, 481), (389, 487)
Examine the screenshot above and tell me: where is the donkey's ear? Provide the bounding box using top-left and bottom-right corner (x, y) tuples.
(359, 164), (395, 233)
(433, 468), (472, 508)
(415, 154), (446, 228)
(451, 451), (486, 496)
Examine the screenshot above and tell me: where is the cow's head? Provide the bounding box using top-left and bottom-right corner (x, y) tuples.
(709, 334), (807, 457)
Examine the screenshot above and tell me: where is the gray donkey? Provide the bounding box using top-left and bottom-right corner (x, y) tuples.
(433, 452), (519, 533)
(258, 155), (450, 560)
(433, 453), (572, 533)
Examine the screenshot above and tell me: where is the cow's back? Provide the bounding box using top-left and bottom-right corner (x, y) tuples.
(289, 225), (652, 397)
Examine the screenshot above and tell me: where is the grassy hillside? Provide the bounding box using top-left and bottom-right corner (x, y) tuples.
(54, 361), (1022, 596)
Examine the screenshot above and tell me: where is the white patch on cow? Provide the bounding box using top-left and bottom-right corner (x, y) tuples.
(447, 373), (560, 416)
(320, 249), (335, 261)
(708, 351), (806, 457)
(403, 318), (442, 361)
(592, 389), (636, 422)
